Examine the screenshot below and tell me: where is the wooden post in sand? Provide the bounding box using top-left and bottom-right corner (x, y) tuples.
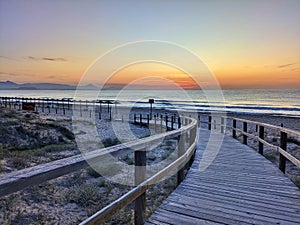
(259, 125), (264, 155)
(232, 119), (237, 138)
(160, 115), (163, 133)
(177, 133), (185, 185)
(243, 122), (248, 145)
(147, 114), (150, 127)
(221, 117), (225, 134)
(134, 148), (146, 225)
(165, 115), (168, 131)
(42, 100), (44, 113)
(279, 127), (287, 173)
(79, 100), (82, 117)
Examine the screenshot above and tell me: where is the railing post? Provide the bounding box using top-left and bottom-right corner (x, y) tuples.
(177, 133), (185, 185)
(243, 122), (247, 145)
(258, 125), (264, 155)
(134, 113), (136, 124)
(279, 131), (287, 173)
(221, 117), (224, 134)
(232, 119), (237, 138)
(147, 114), (150, 127)
(160, 115), (163, 133)
(140, 114), (142, 127)
(134, 148), (146, 225)
(165, 116), (168, 130)
(154, 115), (157, 131)
(208, 116), (212, 130)
(189, 126), (196, 167)
(171, 116), (174, 130)
(79, 100), (82, 117)
(178, 117), (181, 128)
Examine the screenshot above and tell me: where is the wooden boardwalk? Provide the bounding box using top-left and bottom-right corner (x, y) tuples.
(147, 129), (300, 225)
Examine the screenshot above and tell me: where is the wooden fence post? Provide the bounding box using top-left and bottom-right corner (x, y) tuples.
(279, 131), (287, 173)
(208, 116), (212, 130)
(259, 125), (264, 155)
(165, 116), (168, 130)
(177, 133), (185, 185)
(189, 126), (196, 166)
(221, 117), (225, 134)
(147, 114), (150, 127)
(233, 119), (237, 138)
(160, 115), (163, 133)
(79, 100), (82, 117)
(154, 115), (157, 131)
(134, 148), (146, 225)
(243, 122), (247, 145)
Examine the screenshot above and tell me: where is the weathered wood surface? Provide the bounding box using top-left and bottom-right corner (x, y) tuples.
(148, 129), (300, 225)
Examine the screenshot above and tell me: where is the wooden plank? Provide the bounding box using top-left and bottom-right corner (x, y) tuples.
(147, 129), (300, 225)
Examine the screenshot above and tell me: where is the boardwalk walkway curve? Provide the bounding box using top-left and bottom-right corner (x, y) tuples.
(147, 129), (300, 225)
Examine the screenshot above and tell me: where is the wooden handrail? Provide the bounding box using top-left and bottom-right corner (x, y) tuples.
(79, 121), (198, 225)
(205, 115), (300, 173)
(0, 116), (196, 197)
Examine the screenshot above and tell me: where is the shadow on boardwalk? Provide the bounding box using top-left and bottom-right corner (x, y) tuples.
(147, 129), (300, 225)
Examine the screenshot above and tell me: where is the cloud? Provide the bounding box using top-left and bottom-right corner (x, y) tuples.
(0, 56), (19, 61)
(278, 63), (294, 68)
(0, 71), (21, 76)
(42, 57), (67, 62)
(27, 56), (67, 62)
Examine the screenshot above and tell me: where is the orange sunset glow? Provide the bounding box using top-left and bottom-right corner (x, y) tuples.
(0, 1), (299, 89)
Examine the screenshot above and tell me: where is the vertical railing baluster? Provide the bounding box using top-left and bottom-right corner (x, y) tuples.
(279, 130), (287, 173)
(177, 133), (185, 185)
(134, 148), (146, 225)
(221, 117), (225, 134)
(259, 125), (264, 155)
(233, 119), (237, 138)
(243, 122), (247, 145)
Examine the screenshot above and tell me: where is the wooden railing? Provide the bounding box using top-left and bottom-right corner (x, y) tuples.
(200, 115), (300, 173)
(0, 108), (198, 225)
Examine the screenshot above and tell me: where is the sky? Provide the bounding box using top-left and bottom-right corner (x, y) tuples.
(0, 0), (300, 89)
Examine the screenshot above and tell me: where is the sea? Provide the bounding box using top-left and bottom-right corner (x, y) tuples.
(0, 89), (299, 117)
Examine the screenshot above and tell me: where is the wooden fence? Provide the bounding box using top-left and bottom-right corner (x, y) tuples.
(200, 115), (300, 173)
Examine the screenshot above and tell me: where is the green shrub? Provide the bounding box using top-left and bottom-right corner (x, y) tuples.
(122, 154), (134, 165)
(102, 138), (121, 147)
(67, 183), (101, 208)
(148, 155), (156, 161)
(10, 157), (28, 169)
(97, 178), (106, 187)
(87, 162), (121, 178)
(87, 166), (101, 178)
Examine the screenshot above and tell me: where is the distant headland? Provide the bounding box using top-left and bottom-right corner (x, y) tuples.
(0, 80), (99, 90)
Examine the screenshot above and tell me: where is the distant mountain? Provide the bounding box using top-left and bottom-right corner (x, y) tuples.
(0, 81), (99, 90)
